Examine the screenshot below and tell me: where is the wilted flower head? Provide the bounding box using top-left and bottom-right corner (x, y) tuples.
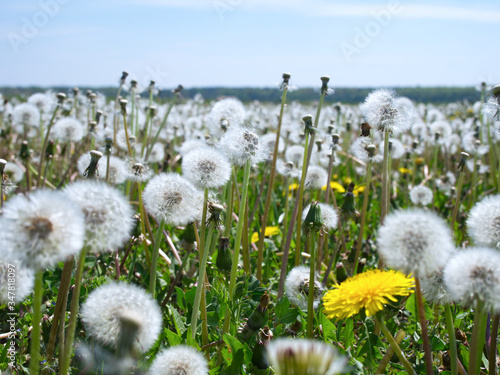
(148, 345), (208, 375)
(0, 190), (85, 270)
(143, 173), (203, 226)
(52, 117), (84, 143)
(182, 147), (231, 189)
(64, 181), (134, 252)
(409, 185), (433, 206)
(266, 338), (348, 375)
(443, 247), (500, 312)
(361, 89), (413, 134)
(219, 128), (267, 166)
(467, 195), (500, 249)
(302, 203), (338, 231)
(377, 208), (454, 277)
(0, 260), (34, 304)
(81, 282), (162, 353)
(285, 266), (324, 310)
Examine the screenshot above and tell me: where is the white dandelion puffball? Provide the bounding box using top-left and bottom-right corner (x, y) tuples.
(420, 267), (453, 306)
(302, 203), (338, 230)
(266, 338), (348, 375)
(182, 147), (231, 189)
(4, 162), (24, 183)
(361, 89), (413, 135)
(443, 247), (500, 312)
(377, 208), (454, 277)
(27, 92), (54, 113)
(0, 190), (85, 270)
(304, 165), (328, 190)
(64, 181), (134, 252)
(0, 260), (35, 304)
(409, 185), (433, 206)
(208, 97), (245, 136)
(148, 345), (208, 375)
(81, 282), (162, 353)
(350, 137), (383, 163)
(219, 127), (268, 166)
(77, 154), (128, 185)
(52, 117), (84, 143)
(285, 145), (305, 167)
(12, 103), (40, 128)
(143, 173), (203, 226)
(467, 195), (500, 249)
(285, 266), (324, 310)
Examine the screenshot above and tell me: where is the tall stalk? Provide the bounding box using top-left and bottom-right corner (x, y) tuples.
(256, 73), (289, 281)
(149, 220), (165, 296)
(277, 76), (331, 298)
(444, 304), (458, 375)
(415, 277), (434, 375)
(222, 159), (252, 335)
(28, 271), (43, 375)
(60, 246), (89, 374)
(469, 301), (487, 375)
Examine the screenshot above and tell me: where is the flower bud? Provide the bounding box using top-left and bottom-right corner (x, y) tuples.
(341, 183), (360, 220)
(303, 201), (323, 234)
(216, 237), (231, 273)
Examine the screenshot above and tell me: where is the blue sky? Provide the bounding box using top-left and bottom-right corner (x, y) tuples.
(1, 0), (499, 88)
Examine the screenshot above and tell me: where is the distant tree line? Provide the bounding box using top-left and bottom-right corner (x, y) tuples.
(1, 86), (481, 104)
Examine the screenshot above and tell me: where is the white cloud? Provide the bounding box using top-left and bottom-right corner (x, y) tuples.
(128, 0), (500, 23)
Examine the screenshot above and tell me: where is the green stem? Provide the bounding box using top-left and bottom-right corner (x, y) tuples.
(121, 111), (133, 158)
(381, 130), (390, 225)
(444, 304), (459, 375)
(489, 314), (499, 375)
(306, 229), (317, 338)
(353, 160), (372, 275)
(149, 220), (165, 296)
(37, 103), (60, 185)
(222, 159), (252, 335)
(376, 314), (416, 375)
(415, 277), (434, 375)
(469, 301), (487, 375)
(256, 87), (288, 281)
(60, 246), (89, 375)
(29, 271), (43, 375)
(450, 170), (465, 236)
(145, 99), (175, 161)
(191, 222), (215, 338)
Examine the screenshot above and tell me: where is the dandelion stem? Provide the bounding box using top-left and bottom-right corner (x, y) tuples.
(46, 257), (74, 362)
(469, 301), (487, 375)
(149, 220), (165, 296)
(60, 246), (89, 375)
(376, 314), (416, 375)
(145, 98), (176, 161)
(375, 329), (406, 374)
(415, 277), (434, 375)
(444, 303), (459, 375)
(353, 160), (372, 275)
(451, 169), (465, 235)
(37, 102), (60, 185)
(489, 314), (499, 375)
(256, 86), (287, 281)
(28, 270), (43, 375)
(381, 130), (390, 225)
(121, 109), (133, 158)
(306, 229), (317, 339)
(191, 221), (215, 339)
(223, 159), (252, 335)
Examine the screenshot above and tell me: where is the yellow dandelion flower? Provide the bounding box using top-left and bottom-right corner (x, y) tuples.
(321, 181), (346, 193)
(322, 269), (414, 320)
(399, 167), (413, 175)
(251, 226), (281, 243)
(352, 185), (365, 197)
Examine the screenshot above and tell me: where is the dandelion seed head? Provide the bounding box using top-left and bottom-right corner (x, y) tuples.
(350, 137), (383, 163)
(443, 247), (500, 312)
(182, 147), (231, 189)
(4, 162), (24, 183)
(361, 89), (413, 134)
(148, 345), (208, 375)
(467, 195), (500, 249)
(207, 98), (245, 137)
(0, 190), (85, 270)
(219, 128), (267, 166)
(64, 181), (134, 252)
(409, 185), (433, 206)
(285, 266), (324, 311)
(304, 165), (328, 190)
(12, 103), (40, 128)
(377, 208), (454, 277)
(52, 117), (84, 143)
(143, 173), (203, 226)
(27, 92), (54, 113)
(266, 338), (348, 375)
(285, 145), (305, 167)
(81, 282), (162, 353)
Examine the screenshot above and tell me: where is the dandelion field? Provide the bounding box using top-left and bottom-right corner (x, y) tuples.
(1, 74), (500, 375)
